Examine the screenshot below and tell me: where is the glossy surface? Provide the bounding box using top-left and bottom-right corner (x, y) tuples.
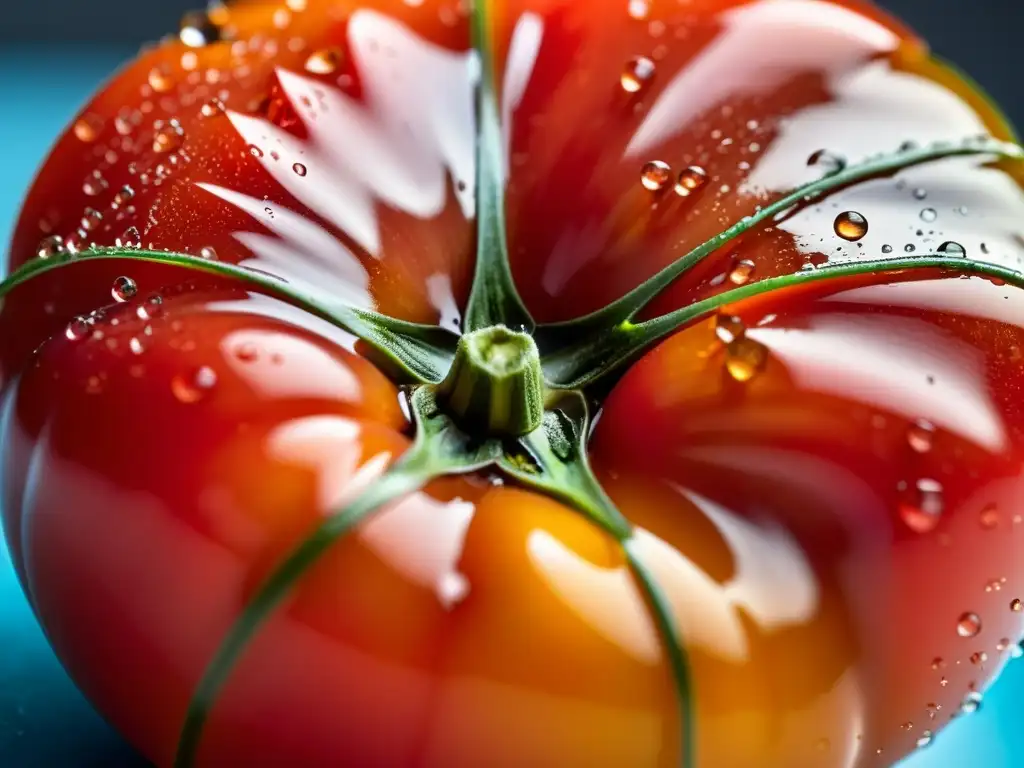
(4, 1), (1024, 767)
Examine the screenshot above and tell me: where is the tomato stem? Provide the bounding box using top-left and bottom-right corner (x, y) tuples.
(436, 325), (545, 436)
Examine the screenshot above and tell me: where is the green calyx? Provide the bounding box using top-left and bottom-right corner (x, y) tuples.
(3, 4), (1023, 768)
(437, 325), (545, 436)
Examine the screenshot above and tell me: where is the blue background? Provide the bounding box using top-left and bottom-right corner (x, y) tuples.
(1, 11), (1023, 766)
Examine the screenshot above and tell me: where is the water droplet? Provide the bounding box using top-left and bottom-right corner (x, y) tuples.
(179, 10), (221, 47)
(292, 162), (307, 177)
(36, 235), (66, 259)
(81, 207), (103, 232)
(931, 657), (945, 670)
(129, 337), (146, 355)
(112, 276), (138, 303)
(201, 98), (226, 118)
(940, 677), (949, 687)
(970, 651), (988, 665)
(640, 160), (672, 191)
(725, 338), (767, 382)
(938, 241), (966, 257)
(627, 0), (649, 19)
(147, 65), (174, 93)
(136, 295), (163, 320)
(65, 316), (90, 341)
(113, 185), (135, 207)
(1011, 598), (1022, 612)
(248, 144), (264, 159)
(834, 211), (868, 241)
(675, 166), (708, 197)
(199, 246), (218, 260)
(118, 226), (141, 249)
(172, 366), (218, 403)
(920, 207), (937, 223)
(728, 258), (755, 286)
(979, 505), (1000, 529)
(73, 114), (102, 143)
(900, 478), (944, 533)
(905, 244), (916, 253)
(234, 343), (259, 362)
(305, 47), (342, 75)
(957, 612), (982, 638)
(621, 56), (655, 94)
(913, 188), (928, 200)
(907, 419), (935, 453)
(1013, 643), (1024, 660)
(986, 578), (1004, 593)
(916, 731), (933, 749)
(960, 692), (982, 714)
(998, 638), (1012, 652)
(807, 149), (846, 175)
(83, 171), (108, 196)
(882, 244), (893, 254)
(714, 314), (745, 344)
(152, 119), (184, 153)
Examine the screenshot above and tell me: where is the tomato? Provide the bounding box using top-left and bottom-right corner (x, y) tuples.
(3, 1), (1024, 767)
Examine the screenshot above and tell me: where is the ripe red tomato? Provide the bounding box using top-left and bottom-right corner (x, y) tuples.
(3, 1), (1024, 767)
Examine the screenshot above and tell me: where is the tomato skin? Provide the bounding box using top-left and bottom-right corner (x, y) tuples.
(5, 0), (1024, 767)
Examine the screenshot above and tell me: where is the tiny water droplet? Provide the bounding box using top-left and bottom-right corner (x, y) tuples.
(113, 185), (135, 207)
(112, 276), (138, 303)
(940, 677), (949, 687)
(152, 119), (184, 153)
(979, 505), (1000, 529)
(725, 338), (767, 382)
(234, 343), (259, 362)
(970, 651), (988, 665)
(199, 246), (218, 260)
(907, 419), (935, 453)
(674, 166), (708, 197)
(129, 337), (146, 355)
(957, 612), (982, 638)
(83, 171), (108, 196)
(997, 638), (1011, 652)
(834, 211), (868, 241)
(305, 47), (342, 75)
(1011, 598), (1022, 612)
(248, 145), (264, 159)
(913, 188), (928, 200)
(147, 65), (174, 93)
(938, 241), (966, 257)
(931, 657), (945, 670)
(960, 692), (982, 714)
(37, 235), (65, 259)
(882, 244), (893, 254)
(920, 207), (937, 223)
(65, 316), (90, 341)
(627, 0), (649, 20)
(73, 115), (102, 143)
(640, 160), (672, 191)
(714, 314), (745, 345)
(729, 258), (756, 285)
(905, 244), (916, 253)
(201, 98), (226, 118)
(621, 56), (655, 94)
(807, 149), (846, 175)
(136, 295), (163, 320)
(292, 162), (307, 177)
(900, 478), (944, 533)
(172, 366), (218, 403)
(916, 731), (933, 749)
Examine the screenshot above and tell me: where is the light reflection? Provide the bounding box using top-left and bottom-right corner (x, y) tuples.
(501, 12), (544, 181)
(749, 314), (1007, 453)
(526, 529), (661, 664)
(625, 0), (897, 159)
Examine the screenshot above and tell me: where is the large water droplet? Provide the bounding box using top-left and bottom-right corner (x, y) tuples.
(640, 160), (671, 191)
(834, 211), (868, 241)
(729, 258), (756, 286)
(112, 276), (138, 303)
(675, 166), (708, 197)
(900, 479), (944, 533)
(621, 56), (655, 94)
(305, 48), (342, 75)
(179, 11), (221, 47)
(957, 612), (982, 638)
(938, 241), (966, 257)
(725, 338), (767, 382)
(807, 149), (846, 175)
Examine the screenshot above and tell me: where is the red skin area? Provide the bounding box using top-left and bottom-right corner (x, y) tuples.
(4, 0), (1024, 766)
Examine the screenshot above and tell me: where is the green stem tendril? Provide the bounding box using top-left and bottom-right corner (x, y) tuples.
(537, 138), (1024, 345)
(174, 388), (502, 768)
(498, 392), (695, 766)
(542, 253), (1024, 390)
(463, 0), (534, 334)
(0, 248), (459, 384)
